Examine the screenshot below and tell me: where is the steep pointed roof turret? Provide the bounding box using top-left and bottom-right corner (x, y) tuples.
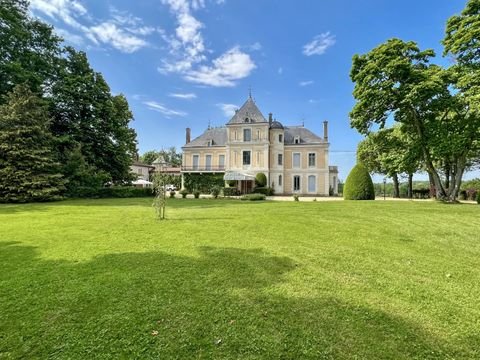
(227, 97), (267, 125)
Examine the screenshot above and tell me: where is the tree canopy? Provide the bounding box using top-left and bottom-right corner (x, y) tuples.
(350, 1), (480, 201)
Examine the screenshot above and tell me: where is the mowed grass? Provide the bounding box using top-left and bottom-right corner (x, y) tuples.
(0, 198), (479, 359)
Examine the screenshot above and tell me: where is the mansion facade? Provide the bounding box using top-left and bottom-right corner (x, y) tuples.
(181, 96), (338, 196)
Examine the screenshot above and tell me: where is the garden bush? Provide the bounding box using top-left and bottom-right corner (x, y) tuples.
(179, 189), (188, 198)
(253, 187), (274, 196)
(193, 190), (200, 199)
(98, 186), (154, 198)
(223, 187), (240, 196)
(343, 164), (375, 200)
(183, 173), (224, 193)
(211, 186), (220, 199)
(169, 191), (176, 198)
(477, 192), (480, 204)
(255, 173), (267, 187)
(293, 194), (299, 201)
(241, 193), (266, 201)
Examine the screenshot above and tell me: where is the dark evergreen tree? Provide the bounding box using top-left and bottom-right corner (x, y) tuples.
(0, 85), (64, 202)
(0, 0), (61, 102)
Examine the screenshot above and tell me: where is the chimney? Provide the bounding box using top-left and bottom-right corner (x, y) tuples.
(323, 120), (328, 142)
(186, 127), (191, 144)
(268, 113), (273, 126)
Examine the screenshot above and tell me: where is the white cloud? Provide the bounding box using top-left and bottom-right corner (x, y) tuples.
(88, 22), (147, 53)
(217, 103), (238, 117)
(299, 80), (314, 87)
(159, 0), (255, 87)
(144, 101), (187, 117)
(303, 32), (336, 56)
(184, 46), (256, 87)
(55, 28), (84, 46)
(169, 92), (197, 99)
(248, 42), (262, 51)
(30, 0), (153, 53)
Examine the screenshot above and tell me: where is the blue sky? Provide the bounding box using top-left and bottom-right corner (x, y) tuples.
(29, 0), (476, 182)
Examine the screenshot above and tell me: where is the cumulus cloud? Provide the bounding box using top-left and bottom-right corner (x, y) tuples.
(169, 92), (197, 99)
(299, 80), (314, 86)
(217, 103), (238, 117)
(143, 101), (188, 117)
(159, 1), (255, 87)
(30, 0), (154, 53)
(184, 46), (256, 87)
(303, 32), (336, 56)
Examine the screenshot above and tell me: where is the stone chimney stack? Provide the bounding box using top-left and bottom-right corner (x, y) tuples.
(186, 127), (191, 144)
(323, 120), (328, 142)
(268, 113), (273, 126)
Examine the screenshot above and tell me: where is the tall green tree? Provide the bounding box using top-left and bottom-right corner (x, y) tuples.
(0, 85), (64, 202)
(0, 0), (61, 101)
(350, 35), (478, 201)
(50, 47), (137, 183)
(140, 147), (182, 166)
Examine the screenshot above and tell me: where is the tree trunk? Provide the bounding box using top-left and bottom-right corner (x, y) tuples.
(447, 157), (466, 202)
(428, 171), (435, 198)
(408, 173), (413, 199)
(392, 173), (400, 198)
(445, 164), (450, 191)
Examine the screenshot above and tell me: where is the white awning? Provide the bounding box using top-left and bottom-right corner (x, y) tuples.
(223, 172), (255, 181)
(132, 179), (153, 185)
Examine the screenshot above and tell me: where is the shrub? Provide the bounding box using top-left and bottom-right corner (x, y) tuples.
(293, 194), (299, 201)
(183, 173), (224, 193)
(169, 191), (176, 198)
(253, 187), (274, 196)
(412, 189), (430, 199)
(193, 190), (200, 199)
(255, 173), (267, 187)
(241, 193), (266, 201)
(179, 189), (188, 198)
(227, 180), (236, 187)
(343, 164), (375, 200)
(477, 192), (480, 204)
(223, 187), (240, 196)
(97, 186), (154, 198)
(211, 186), (220, 199)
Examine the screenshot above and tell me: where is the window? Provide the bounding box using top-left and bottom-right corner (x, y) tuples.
(278, 175), (282, 186)
(278, 154), (283, 165)
(308, 175), (316, 192)
(294, 136), (300, 144)
(205, 155), (212, 170)
(308, 153), (316, 167)
(192, 155), (199, 170)
(234, 131), (237, 140)
(293, 175), (301, 191)
(243, 151), (251, 165)
(219, 155), (225, 169)
(279, 134), (283, 143)
(243, 128), (251, 142)
(257, 130), (261, 140)
(293, 153), (300, 168)
(137, 168), (143, 174)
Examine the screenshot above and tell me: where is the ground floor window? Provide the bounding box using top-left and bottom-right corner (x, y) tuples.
(243, 151), (251, 165)
(278, 175), (282, 186)
(293, 175), (300, 191)
(308, 175), (316, 192)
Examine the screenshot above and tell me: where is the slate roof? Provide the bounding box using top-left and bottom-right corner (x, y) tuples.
(283, 126), (324, 144)
(270, 120), (284, 129)
(183, 127), (228, 148)
(227, 97), (267, 124)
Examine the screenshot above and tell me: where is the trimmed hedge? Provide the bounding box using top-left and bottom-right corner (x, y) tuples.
(241, 193), (266, 201)
(223, 187), (240, 196)
(183, 173), (224, 193)
(69, 186), (154, 199)
(343, 164), (375, 200)
(254, 187), (274, 196)
(255, 173), (267, 187)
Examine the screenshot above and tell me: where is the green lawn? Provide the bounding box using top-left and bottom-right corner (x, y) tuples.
(0, 198), (479, 359)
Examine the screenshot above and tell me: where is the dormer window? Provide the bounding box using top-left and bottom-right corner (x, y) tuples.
(244, 117), (250, 123)
(294, 136), (300, 144)
(207, 140), (214, 146)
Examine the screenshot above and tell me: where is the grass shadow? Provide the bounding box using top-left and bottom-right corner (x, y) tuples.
(0, 241), (469, 359)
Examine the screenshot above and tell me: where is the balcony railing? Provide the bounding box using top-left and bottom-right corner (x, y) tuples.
(181, 166), (225, 172)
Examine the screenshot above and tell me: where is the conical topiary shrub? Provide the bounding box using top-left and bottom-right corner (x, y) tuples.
(343, 163), (375, 200)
